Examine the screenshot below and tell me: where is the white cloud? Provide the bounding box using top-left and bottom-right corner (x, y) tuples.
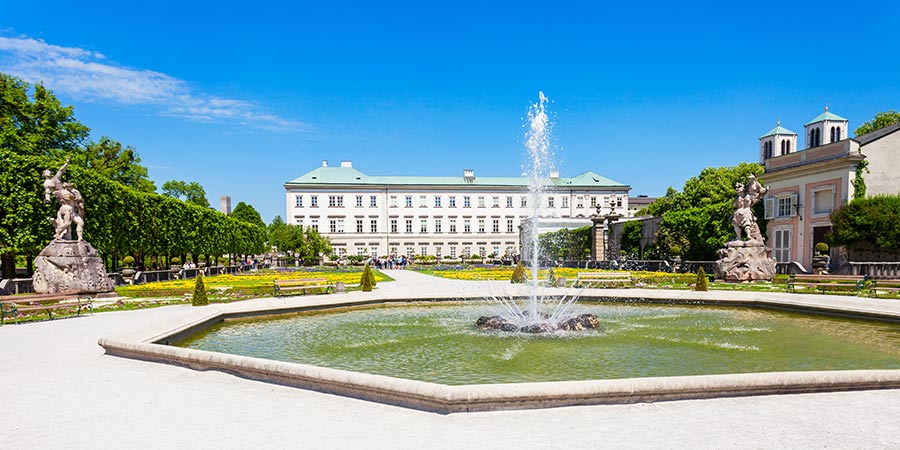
(0, 36), (312, 132)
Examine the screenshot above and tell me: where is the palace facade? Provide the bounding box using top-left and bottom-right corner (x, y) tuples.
(284, 161), (630, 259)
(760, 109), (900, 269)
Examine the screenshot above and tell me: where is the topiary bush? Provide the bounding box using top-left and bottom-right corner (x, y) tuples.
(122, 256), (135, 267)
(361, 263), (374, 292)
(192, 273), (209, 306)
(171, 256), (181, 266)
(695, 267), (708, 292)
(511, 262), (528, 284)
(815, 242), (829, 255)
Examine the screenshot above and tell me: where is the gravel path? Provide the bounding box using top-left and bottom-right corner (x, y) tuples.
(3, 271), (899, 449)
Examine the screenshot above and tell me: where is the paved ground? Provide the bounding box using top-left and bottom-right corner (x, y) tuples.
(3, 270), (900, 449)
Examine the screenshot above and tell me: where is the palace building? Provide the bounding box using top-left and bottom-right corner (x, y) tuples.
(284, 160), (630, 259)
(760, 108), (900, 269)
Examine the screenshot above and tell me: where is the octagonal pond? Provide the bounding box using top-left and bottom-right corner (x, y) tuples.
(174, 301), (900, 385)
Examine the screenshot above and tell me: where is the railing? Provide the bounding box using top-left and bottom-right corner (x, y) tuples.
(843, 262), (900, 279)
(0, 278), (35, 295)
(133, 270), (178, 284)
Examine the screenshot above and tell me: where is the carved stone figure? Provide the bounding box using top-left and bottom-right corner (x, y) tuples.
(716, 174), (777, 282)
(32, 160), (113, 294)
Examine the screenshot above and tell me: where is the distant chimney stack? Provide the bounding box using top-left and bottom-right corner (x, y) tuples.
(549, 170), (560, 179)
(220, 195), (232, 215)
(322, 160), (328, 167)
(340, 160), (352, 168)
(463, 169), (475, 180)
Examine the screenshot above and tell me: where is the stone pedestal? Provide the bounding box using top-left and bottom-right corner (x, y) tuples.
(32, 240), (114, 294)
(715, 240), (776, 282)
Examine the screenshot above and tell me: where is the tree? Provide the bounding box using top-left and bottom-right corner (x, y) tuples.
(830, 195), (900, 251)
(73, 137), (155, 192)
(510, 262), (528, 284)
(230, 202), (266, 230)
(360, 263), (374, 291)
(191, 273), (209, 306)
(0, 73), (90, 157)
(855, 110), (900, 136)
(695, 267), (708, 291)
(162, 180), (210, 208)
(643, 163), (765, 260)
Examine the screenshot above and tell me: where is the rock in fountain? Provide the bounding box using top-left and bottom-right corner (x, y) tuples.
(475, 313), (600, 333)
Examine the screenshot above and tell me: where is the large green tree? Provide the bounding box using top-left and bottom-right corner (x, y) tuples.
(161, 180), (210, 208)
(643, 163), (765, 260)
(855, 110), (900, 136)
(267, 215), (331, 263)
(829, 195), (900, 251)
(230, 202), (266, 230)
(0, 73), (90, 157)
(73, 137), (156, 192)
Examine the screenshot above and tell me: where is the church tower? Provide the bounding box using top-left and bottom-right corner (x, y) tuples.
(759, 121), (798, 162)
(804, 106), (848, 149)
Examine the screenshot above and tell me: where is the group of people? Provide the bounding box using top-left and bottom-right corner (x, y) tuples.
(370, 255), (411, 270)
(42, 158), (85, 241)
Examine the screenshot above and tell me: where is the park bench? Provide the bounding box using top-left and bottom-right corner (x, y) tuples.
(273, 278), (335, 297)
(574, 272), (633, 288)
(787, 274), (866, 294)
(868, 279), (900, 298)
(0, 293), (93, 325)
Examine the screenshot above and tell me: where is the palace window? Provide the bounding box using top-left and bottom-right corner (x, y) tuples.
(506, 196), (513, 208)
(370, 219), (378, 233)
(449, 196), (456, 207)
(463, 196), (471, 207)
(434, 219), (442, 233)
(773, 229), (791, 262)
(328, 196), (344, 207)
(548, 197), (555, 208)
(405, 196), (413, 207)
(356, 219), (363, 233)
(434, 196), (442, 207)
(405, 219), (413, 233)
(310, 218), (318, 231)
(576, 196), (584, 208)
(813, 189), (834, 215)
(449, 219), (457, 233)
(507, 219), (514, 233)
(295, 195), (303, 207)
(419, 195), (427, 207)
(478, 219), (485, 233)
(420, 219), (428, 233)
(464, 219), (471, 233)
(521, 197), (527, 208)
(356, 196), (363, 208)
(370, 195), (377, 207)
(389, 195), (397, 207)
(310, 196), (318, 207)
(390, 219), (398, 233)
(478, 196), (485, 208)
(562, 197), (569, 208)
(450, 247), (457, 258)
(492, 196), (500, 207)
(492, 219), (499, 233)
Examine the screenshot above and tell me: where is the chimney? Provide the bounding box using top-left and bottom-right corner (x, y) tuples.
(322, 160), (328, 167)
(549, 170), (560, 179)
(340, 160), (353, 168)
(463, 169), (475, 180)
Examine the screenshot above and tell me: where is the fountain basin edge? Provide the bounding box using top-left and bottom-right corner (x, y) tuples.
(98, 291), (900, 413)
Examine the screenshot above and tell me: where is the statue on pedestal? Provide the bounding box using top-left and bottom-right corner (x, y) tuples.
(32, 159), (113, 294)
(716, 174), (777, 282)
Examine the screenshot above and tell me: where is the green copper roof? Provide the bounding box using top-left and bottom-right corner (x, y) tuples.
(760, 124), (797, 138)
(285, 166), (628, 188)
(806, 109), (848, 125)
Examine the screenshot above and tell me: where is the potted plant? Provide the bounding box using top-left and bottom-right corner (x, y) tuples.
(170, 256), (182, 271)
(121, 256), (136, 278)
(812, 242), (830, 274)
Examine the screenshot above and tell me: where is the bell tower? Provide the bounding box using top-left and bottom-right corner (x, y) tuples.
(759, 121), (798, 162)
(804, 106), (848, 148)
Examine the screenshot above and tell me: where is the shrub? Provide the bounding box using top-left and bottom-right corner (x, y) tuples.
(361, 263), (374, 292)
(511, 262), (528, 284)
(695, 267), (708, 291)
(191, 273), (209, 306)
(171, 256), (181, 266)
(122, 256), (135, 267)
(815, 242), (829, 255)
(218, 257), (229, 266)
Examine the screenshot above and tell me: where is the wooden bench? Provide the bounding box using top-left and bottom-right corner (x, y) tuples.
(787, 274), (866, 294)
(869, 279), (900, 298)
(273, 278), (335, 297)
(574, 272), (633, 288)
(0, 293), (93, 325)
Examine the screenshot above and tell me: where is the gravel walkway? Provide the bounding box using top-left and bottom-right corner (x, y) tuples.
(3, 270), (899, 449)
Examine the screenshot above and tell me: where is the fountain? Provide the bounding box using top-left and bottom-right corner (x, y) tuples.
(476, 92), (599, 333)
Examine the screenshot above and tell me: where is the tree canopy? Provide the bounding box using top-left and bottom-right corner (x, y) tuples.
(73, 136), (156, 193)
(230, 202), (266, 230)
(642, 162), (765, 260)
(162, 180), (210, 208)
(267, 215), (331, 262)
(854, 110), (900, 136)
(829, 195), (900, 251)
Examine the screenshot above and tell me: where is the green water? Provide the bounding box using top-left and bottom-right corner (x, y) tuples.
(175, 301), (900, 385)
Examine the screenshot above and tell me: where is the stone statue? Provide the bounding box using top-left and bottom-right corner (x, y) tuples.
(715, 174), (776, 282)
(730, 174), (767, 243)
(32, 159), (113, 295)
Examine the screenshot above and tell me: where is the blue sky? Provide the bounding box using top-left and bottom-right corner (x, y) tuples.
(3, 1), (899, 222)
